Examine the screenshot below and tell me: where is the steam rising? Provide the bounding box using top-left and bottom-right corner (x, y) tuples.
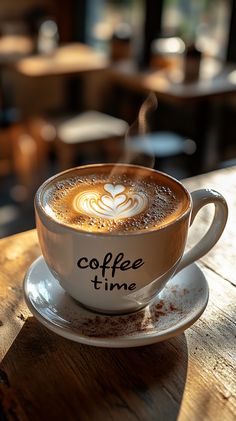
(121, 92), (158, 168)
(138, 92), (158, 135)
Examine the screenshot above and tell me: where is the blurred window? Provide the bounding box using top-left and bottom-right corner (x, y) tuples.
(85, 0), (144, 58)
(162, 0), (232, 59)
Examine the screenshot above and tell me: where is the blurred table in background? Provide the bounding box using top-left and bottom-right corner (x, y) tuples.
(10, 42), (109, 115)
(108, 57), (236, 172)
(0, 35), (33, 64)
(13, 43), (108, 77)
(108, 57), (236, 102)
(10, 41), (109, 117)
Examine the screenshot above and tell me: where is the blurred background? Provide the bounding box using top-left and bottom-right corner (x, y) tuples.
(0, 0), (236, 237)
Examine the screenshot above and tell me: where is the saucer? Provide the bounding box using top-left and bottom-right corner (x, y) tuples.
(23, 256), (209, 348)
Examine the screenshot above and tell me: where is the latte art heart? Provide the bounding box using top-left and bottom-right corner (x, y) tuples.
(104, 183), (125, 197)
(73, 183), (148, 219)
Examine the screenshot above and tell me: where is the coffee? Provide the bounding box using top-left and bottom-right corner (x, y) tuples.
(42, 164), (189, 233)
(35, 163), (227, 313)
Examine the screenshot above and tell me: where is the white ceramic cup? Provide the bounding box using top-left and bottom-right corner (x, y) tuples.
(35, 164), (228, 314)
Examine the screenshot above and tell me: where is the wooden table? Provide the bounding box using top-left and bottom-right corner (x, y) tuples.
(108, 57), (236, 102)
(9, 41), (109, 115)
(108, 58), (236, 172)
(13, 43), (108, 77)
(0, 166), (235, 420)
(0, 36), (33, 64)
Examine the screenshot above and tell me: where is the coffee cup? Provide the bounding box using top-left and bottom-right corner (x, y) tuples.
(35, 163), (228, 314)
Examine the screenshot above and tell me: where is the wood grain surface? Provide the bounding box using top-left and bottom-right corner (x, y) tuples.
(0, 167), (236, 421)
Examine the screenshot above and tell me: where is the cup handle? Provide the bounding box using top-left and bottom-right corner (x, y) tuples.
(175, 189), (228, 274)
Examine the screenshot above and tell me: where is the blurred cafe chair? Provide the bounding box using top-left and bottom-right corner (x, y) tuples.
(10, 118), (52, 203)
(51, 110), (128, 169)
(0, 128), (13, 178)
(127, 131), (196, 176)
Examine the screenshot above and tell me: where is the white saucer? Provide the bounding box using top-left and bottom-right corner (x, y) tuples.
(23, 256), (209, 348)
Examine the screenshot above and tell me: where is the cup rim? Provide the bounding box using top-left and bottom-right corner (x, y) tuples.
(35, 163), (192, 237)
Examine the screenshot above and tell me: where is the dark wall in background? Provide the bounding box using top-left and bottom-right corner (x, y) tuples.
(140, 0), (164, 67)
(227, 0), (236, 62)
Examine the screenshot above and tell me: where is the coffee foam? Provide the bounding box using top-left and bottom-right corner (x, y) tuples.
(43, 167), (188, 233)
(73, 182), (149, 220)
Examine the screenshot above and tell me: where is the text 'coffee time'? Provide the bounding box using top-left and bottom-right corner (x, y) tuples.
(77, 252), (144, 291)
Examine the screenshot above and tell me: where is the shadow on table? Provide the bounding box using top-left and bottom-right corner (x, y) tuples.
(0, 317), (188, 420)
